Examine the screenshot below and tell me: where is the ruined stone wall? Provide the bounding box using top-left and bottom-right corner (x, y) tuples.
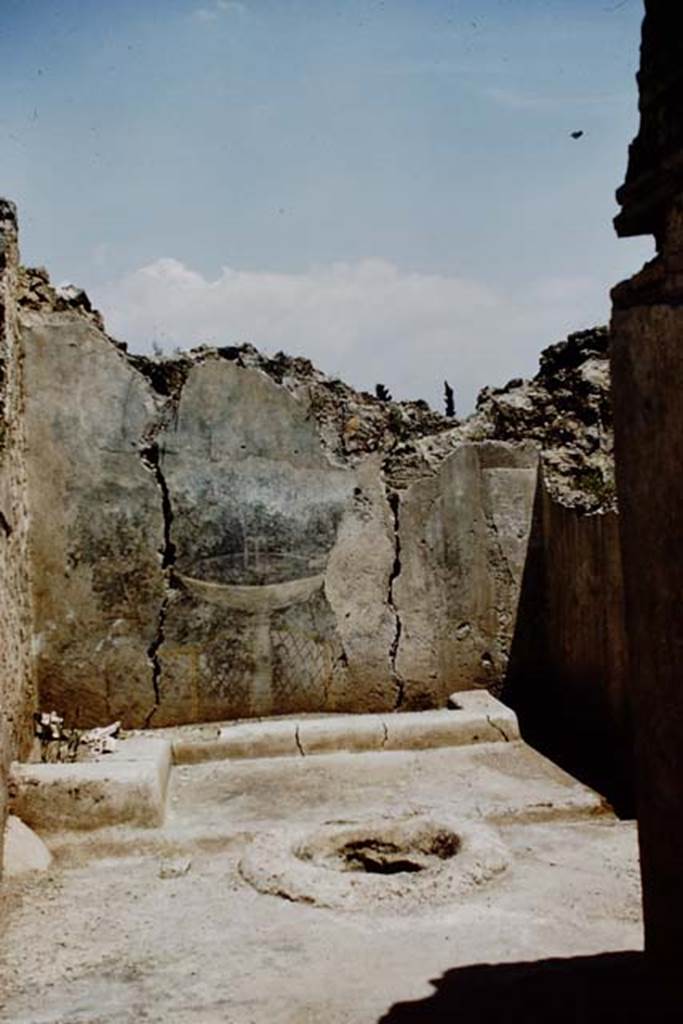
(4, 201), (638, 829)
(19, 300), (537, 728)
(14, 241), (633, 791)
(465, 326), (633, 811)
(610, 0), (683, 972)
(0, 202), (36, 871)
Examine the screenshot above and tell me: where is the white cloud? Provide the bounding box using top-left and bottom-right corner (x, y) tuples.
(192, 0), (246, 22)
(93, 257), (610, 413)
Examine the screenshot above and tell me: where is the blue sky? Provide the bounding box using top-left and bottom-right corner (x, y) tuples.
(1, 0), (651, 410)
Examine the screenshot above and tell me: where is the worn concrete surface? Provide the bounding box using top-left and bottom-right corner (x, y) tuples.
(9, 693), (518, 831)
(0, 739), (640, 1024)
(11, 737), (172, 832)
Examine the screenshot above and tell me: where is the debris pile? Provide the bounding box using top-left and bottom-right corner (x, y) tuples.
(33, 711), (121, 762)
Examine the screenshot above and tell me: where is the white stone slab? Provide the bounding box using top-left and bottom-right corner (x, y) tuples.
(10, 735), (172, 832)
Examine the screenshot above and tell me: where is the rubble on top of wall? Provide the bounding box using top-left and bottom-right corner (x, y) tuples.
(144, 341), (458, 484)
(464, 327), (615, 513)
(16, 263), (615, 508)
(16, 263), (459, 485)
(18, 266), (106, 333)
(125, 339), (464, 489)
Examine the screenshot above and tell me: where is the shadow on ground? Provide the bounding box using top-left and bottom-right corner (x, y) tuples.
(378, 951), (677, 1023)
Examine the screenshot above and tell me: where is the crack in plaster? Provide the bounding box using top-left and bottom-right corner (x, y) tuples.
(139, 425), (181, 727)
(486, 715), (510, 742)
(387, 489), (405, 709)
(294, 724), (306, 757)
(144, 593), (168, 728)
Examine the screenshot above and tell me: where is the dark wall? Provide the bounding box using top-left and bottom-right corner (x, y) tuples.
(611, 0), (683, 974)
(0, 201), (36, 873)
(505, 478), (633, 816)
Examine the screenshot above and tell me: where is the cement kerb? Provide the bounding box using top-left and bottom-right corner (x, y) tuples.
(7, 693), (518, 835)
(172, 690), (520, 765)
(10, 736), (172, 833)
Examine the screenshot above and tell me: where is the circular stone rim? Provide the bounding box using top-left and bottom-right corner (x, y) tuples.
(238, 814), (510, 913)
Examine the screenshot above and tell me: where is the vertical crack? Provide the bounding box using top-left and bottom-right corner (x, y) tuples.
(387, 489), (405, 709)
(133, 362), (189, 728)
(294, 724), (306, 757)
(141, 441), (176, 569)
(140, 437), (178, 728)
(144, 594), (167, 728)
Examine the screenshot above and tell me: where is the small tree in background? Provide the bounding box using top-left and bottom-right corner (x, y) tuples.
(375, 383), (392, 402)
(444, 380), (456, 418)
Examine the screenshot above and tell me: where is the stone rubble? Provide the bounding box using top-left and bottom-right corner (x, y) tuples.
(15, 263), (614, 509)
(465, 326), (615, 513)
(17, 266), (105, 332)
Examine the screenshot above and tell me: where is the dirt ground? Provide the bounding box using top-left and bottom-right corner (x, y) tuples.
(0, 742), (642, 1024)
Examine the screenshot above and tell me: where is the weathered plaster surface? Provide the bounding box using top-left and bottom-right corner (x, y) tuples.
(155, 357), (356, 723)
(19, 307), (540, 725)
(20, 313), (165, 727)
(324, 456), (398, 711)
(0, 196), (633, 786)
(394, 443), (538, 707)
